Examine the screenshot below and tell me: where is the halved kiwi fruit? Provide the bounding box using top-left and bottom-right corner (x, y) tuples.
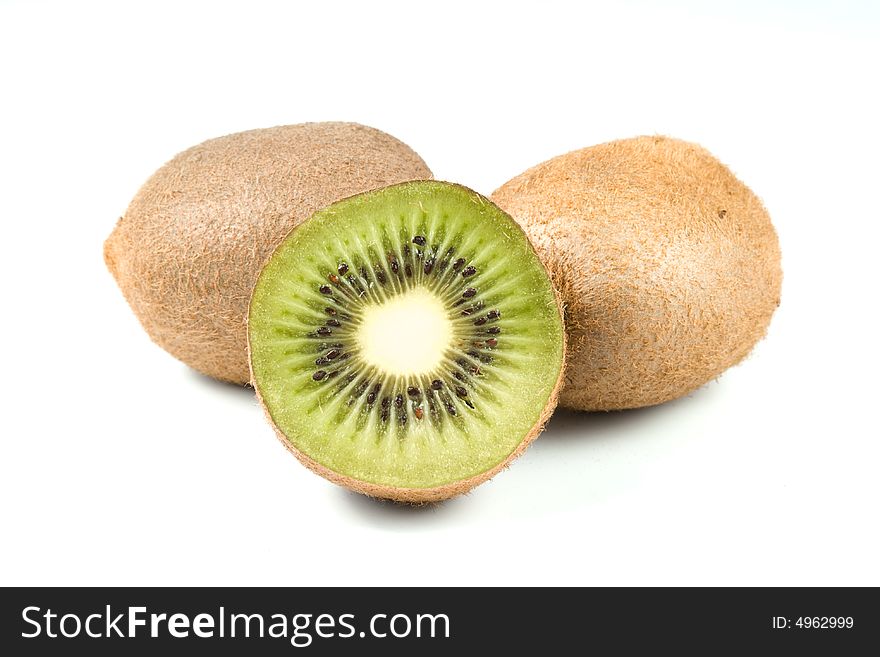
(248, 181), (565, 502)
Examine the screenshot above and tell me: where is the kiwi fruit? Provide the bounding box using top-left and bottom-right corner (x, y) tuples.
(491, 136), (782, 411)
(104, 122), (432, 383)
(248, 181), (565, 502)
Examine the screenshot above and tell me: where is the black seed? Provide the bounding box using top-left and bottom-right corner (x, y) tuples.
(319, 285), (333, 295)
(326, 370), (339, 380)
(467, 350), (480, 359)
(326, 318), (341, 327)
(313, 371), (327, 381)
(473, 317), (487, 326)
(375, 267), (387, 284)
(431, 379), (443, 390)
(346, 372), (357, 383)
(464, 400), (475, 409)
(325, 307), (337, 316)
(339, 353), (351, 361)
(452, 258), (466, 271)
(438, 260), (449, 271)
(407, 386), (420, 398)
(316, 327), (332, 336)
(423, 257), (435, 275)
(388, 254), (399, 273)
(394, 394), (404, 408)
(337, 263), (349, 276)
(326, 349), (340, 360)
(455, 387), (468, 399)
(487, 310), (500, 320)
(380, 408), (389, 423)
(368, 385), (381, 405)
(487, 326), (501, 335)
(462, 288), (477, 298)
(486, 338), (498, 348)
(461, 266), (477, 278)
(480, 354), (492, 364)
(446, 247), (456, 256)
(315, 357), (329, 366)
(453, 372), (465, 381)
(460, 307), (474, 316)
(456, 358), (468, 369)
(403, 244), (410, 256)
(404, 263), (413, 278)
(412, 235), (426, 246)
(445, 402), (457, 416)
(381, 396), (391, 408)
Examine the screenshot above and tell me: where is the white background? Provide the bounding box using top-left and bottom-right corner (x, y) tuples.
(1, 0), (878, 586)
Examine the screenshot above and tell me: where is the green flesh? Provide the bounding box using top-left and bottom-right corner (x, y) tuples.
(248, 181), (564, 490)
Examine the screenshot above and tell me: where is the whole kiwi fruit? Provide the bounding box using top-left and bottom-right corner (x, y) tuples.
(104, 122), (432, 383)
(491, 136), (782, 411)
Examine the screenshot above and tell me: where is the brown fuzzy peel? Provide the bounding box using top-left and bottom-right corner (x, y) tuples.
(104, 122), (432, 383)
(492, 136), (782, 411)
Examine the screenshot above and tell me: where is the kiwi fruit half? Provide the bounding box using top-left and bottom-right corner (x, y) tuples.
(248, 181), (565, 502)
(492, 136), (782, 411)
(104, 122), (432, 384)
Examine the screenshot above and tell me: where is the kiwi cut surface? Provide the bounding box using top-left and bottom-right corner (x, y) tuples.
(248, 181), (565, 502)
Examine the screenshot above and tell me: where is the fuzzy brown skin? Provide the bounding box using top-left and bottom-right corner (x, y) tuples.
(492, 136), (782, 411)
(247, 190), (567, 503)
(104, 123), (432, 383)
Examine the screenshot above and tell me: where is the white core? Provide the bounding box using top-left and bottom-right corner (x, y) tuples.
(357, 287), (452, 376)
